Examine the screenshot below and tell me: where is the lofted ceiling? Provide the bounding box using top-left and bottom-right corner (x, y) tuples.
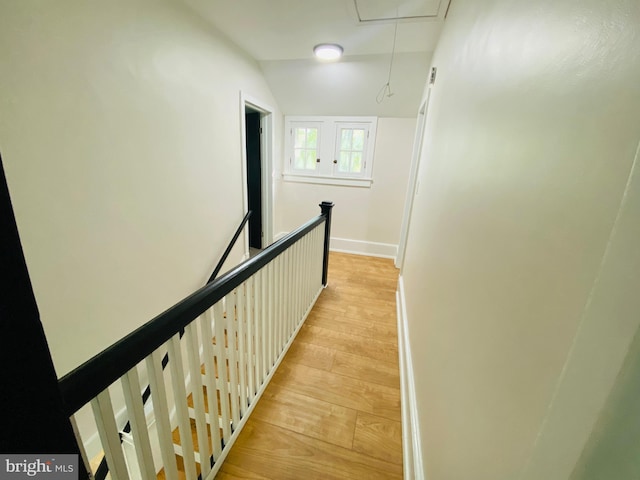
(184, 0), (451, 117)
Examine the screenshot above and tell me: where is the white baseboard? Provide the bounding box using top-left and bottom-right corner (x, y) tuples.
(274, 231), (289, 242)
(397, 276), (424, 480)
(330, 237), (398, 259)
(275, 231), (397, 259)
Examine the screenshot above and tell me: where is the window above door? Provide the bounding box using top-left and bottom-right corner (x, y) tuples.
(284, 116), (378, 187)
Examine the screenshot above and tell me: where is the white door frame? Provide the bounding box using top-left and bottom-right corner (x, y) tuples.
(396, 88), (431, 270)
(239, 91), (275, 255)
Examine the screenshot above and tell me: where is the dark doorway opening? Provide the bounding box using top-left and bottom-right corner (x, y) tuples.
(245, 109), (262, 250)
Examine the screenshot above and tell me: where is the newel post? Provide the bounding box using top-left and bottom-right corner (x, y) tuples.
(320, 201), (334, 287)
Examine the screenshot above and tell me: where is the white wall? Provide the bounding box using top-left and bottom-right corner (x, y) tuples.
(276, 117), (415, 257)
(0, 0), (281, 377)
(399, 0), (640, 478)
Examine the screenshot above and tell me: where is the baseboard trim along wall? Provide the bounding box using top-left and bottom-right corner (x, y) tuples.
(397, 276), (425, 480)
(274, 231), (289, 242)
(331, 237), (398, 259)
(275, 232), (398, 259)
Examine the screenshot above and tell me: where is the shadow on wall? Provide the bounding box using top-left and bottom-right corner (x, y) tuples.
(570, 324), (640, 480)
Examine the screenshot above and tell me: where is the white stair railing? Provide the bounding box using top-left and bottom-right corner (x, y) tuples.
(59, 202), (334, 480)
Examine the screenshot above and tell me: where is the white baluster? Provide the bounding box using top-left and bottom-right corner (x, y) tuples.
(290, 243), (297, 327)
(287, 246), (294, 336)
(225, 292), (241, 428)
(185, 322), (212, 477)
(245, 276), (256, 399)
(200, 309), (223, 460)
(167, 335), (198, 480)
(308, 230), (314, 302)
(267, 261), (274, 368)
(311, 228), (317, 296)
(284, 250), (291, 342)
(254, 270), (261, 385)
(91, 390), (131, 480)
(316, 225), (322, 289)
(260, 267), (268, 381)
(213, 302), (232, 441)
(276, 254), (284, 355)
(304, 233), (310, 310)
(236, 284), (249, 417)
(121, 366), (156, 480)
(277, 257), (284, 356)
(146, 350), (179, 480)
(296, 240), (303, 322)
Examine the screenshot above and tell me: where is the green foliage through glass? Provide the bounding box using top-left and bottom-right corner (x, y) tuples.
(293, 127), (318, 171)
(337, 127), (366, 174)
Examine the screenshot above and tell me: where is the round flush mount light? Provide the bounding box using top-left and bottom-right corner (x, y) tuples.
(313, 43), (344, 60)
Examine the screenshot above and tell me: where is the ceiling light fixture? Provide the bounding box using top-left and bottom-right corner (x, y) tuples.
(313, 43), (343, 61)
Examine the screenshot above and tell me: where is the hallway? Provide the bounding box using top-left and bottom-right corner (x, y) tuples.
(215, 252), (403, 479)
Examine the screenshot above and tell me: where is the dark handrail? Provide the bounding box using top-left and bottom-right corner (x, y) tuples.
(92, 208), (307, 480)
(117, 211), (252, 424)
(59, 209), (330, 417)
(208, 210), (252, 283)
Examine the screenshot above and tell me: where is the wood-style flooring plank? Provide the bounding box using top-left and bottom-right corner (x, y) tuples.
(216, 463), (270, 479)
(221, 420), (402, 480)
(271, 363), (401, 421)
(331, 350), (400, 389)
(281, 340), (335, 372)
(352, 411), (403, 465)
(305, 310), (399, 340)
(311, 301), (397, 325)
(342, 303), (398, 324)
(296, 323), (398, 364)
(249, 382), (358, 449)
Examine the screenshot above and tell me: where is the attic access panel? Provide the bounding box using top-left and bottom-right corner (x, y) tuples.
(354, 0), (443, 22)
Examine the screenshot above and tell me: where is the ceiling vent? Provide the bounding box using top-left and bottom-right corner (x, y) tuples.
(353, 0), (443, 23)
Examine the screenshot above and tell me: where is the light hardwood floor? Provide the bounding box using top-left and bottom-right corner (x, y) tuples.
(215, 252), (402, 480)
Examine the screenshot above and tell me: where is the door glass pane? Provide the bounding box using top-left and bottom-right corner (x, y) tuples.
(292, 125), (319, 171)
(352, 129), (365, 151)
(336, 126), (367, 175)
(307, 128), (318, 148)
(306, 150), (317, 170)
(338, 152), (350, 172)
(352, 152), (362, 173)
(341, 129), (352, 150)
(294, 128), (306, 148)
(294, 149), (304, 169)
